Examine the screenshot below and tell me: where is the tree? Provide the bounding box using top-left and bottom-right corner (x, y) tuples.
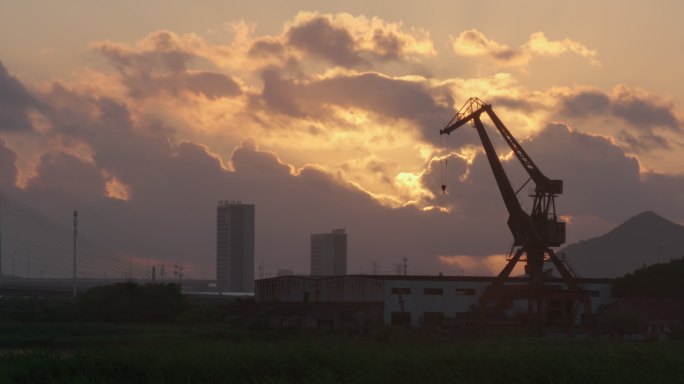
(612, 258), (684, 298)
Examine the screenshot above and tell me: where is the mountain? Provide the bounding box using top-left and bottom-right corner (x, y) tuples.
(562, 211), (684, 278)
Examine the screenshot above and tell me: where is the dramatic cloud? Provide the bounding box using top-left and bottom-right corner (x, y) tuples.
(2, 12), (684, 280)
(92, 31), (242, 99)
(0, 62), (41, 131)
(451, 30), (599, 67)
(556, 86), (682, 152)
(28, 152), (106, 201)
(557, 89), (611, 117)
(611, 86), (680, 131)
(287, 16), (363, 67)
(438, 254), (523, 276)
(522, 123), (644, 221)
(260, 70), (449, 119)
(285, 12), (435, 68)
(0, 138), (18, 186)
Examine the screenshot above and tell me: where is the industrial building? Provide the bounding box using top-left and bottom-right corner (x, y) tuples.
(310, 228), (347, 276)
(255, 274), (614, 327)
(216, 201), (255, 293)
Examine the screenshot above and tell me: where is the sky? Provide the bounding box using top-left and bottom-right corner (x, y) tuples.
(1, 1), (684, 278)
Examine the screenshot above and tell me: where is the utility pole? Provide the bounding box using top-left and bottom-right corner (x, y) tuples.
(403, 258), (408, 276)
(72, 210), (78, 298)
(128, 257), (132, 281)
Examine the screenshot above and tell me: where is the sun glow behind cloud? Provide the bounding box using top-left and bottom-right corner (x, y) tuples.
(438, 254), (525, 276)
(3, 5), (684, 278)
(4, 9), (681, 213)
(451, 30), (599, 68)
(33, 14), (603, 213)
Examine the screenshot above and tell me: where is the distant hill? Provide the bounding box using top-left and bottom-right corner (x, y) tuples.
(562, 211), (684, 278)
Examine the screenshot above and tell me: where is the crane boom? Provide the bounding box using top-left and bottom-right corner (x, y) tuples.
(439, 97), (590, 328)
(471, 116), (536, 245)
(440, 98), (562, 195)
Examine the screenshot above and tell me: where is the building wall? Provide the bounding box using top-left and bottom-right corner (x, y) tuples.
(384, 278), (615, 326)
(383, 279), (493, 326)
(216, 201), (255, 292)
(310, 229), (347, 276)
(256, 275), (615, 327)
(256, 275), (383, 303)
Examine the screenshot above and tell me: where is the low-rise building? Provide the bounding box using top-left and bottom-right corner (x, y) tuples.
(255, 274), (615, 327)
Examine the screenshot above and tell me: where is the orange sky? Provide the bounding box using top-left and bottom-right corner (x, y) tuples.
(1, 2), (683, 277)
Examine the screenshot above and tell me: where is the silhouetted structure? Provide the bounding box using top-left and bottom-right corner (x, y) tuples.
(216, 201), (255, 293)
(440, 98), (591, 327)
(310, 229), (347, 276)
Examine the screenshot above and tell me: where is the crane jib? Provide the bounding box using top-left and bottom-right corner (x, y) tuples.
(439, 97), (591, 329)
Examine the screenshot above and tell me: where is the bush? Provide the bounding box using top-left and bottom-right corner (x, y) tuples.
(613, 258), (684, 298)
(0, 297), (77, 322)
(78, 282), (189, 323)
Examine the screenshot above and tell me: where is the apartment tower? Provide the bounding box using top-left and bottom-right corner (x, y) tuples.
(216, 201), (255, 292)
(310, 228), (347, 276)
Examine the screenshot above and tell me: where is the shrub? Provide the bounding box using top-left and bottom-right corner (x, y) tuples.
(78, 282), (189, 323)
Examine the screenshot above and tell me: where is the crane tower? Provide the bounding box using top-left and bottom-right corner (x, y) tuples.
(440, 98), (591, 328)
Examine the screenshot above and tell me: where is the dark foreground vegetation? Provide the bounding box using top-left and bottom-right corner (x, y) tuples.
(612, 257), (684, 298)
(0, 282), (189, 323)
(1, 281), (683, 383)
(0, 322), (683, 384)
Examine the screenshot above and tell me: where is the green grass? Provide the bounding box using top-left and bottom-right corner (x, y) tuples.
(0, 323), (682, 383)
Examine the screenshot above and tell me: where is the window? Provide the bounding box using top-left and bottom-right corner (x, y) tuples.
(391, 312), (411, 326)
(587, 290), (600, 297)
(455, 288), (476, 296)
(423, 288), (444, 295)
(391, 287), (411, 295)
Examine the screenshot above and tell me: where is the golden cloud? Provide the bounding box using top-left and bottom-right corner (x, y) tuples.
(451, 29), (599, 68)
(438, 254), (524, 276)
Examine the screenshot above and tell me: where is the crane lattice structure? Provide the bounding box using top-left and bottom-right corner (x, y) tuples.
(440, 98), (591, 328)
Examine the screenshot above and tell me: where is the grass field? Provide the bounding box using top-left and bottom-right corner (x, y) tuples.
(1, 322), (683, 383)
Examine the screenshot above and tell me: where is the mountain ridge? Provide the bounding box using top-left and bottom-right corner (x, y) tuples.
(562, 211), (684, 278)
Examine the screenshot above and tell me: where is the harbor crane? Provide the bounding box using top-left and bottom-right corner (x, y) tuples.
(440, 98), (591, 327)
